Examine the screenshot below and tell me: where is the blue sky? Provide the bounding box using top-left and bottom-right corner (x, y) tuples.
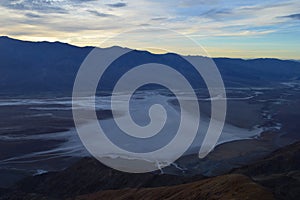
(0, 0), (299, 59)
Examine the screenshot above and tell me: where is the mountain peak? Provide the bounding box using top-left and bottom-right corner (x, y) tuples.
(0, 36), (13, 40)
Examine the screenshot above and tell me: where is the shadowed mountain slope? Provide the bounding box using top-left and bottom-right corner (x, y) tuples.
(1, 36), (300, 94)
(72, 174), (274, 200)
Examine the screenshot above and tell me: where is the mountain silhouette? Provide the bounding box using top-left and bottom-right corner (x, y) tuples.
(1, 36), (300, 95)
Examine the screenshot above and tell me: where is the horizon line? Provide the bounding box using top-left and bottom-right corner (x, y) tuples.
(1, 35), (299, 61)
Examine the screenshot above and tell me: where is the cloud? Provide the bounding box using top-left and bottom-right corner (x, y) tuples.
(72, 0), (96, 2)
(88, 10), (115, 17)
(106, 2), (127, 8)
(283, 13), (300, 20)
(178, 0), (220, 7)
(8, 31), (34, 36)
(139, 23), (151, 26)
(199, 9), (232, 20)
(0, 0), (98, 13)
(151, 17), (168, 21)
(1, 0), (300, 59)
(0, 0), (68, 13)
(25, 12), (42, 18)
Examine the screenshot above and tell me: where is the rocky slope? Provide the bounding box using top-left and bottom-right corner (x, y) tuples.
(234, 141), (300, 200)
(1, 141), (300, 200)
(72, 174), (274, 200)
(4, 158), (203, 199)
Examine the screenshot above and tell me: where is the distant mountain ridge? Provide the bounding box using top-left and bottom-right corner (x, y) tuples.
(1, 36), (300, 95)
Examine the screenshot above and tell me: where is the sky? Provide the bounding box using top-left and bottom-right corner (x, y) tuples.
(0, 0), (300, 59)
